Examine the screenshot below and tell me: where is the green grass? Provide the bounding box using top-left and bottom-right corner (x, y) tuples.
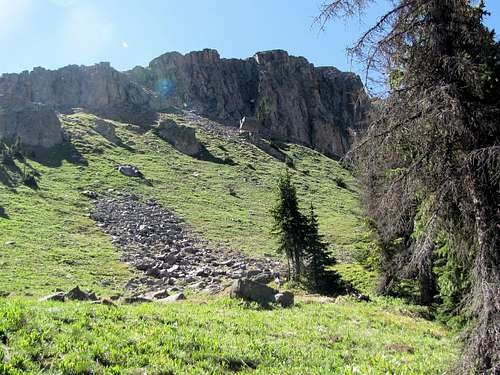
(0, 112), (371, 295)
(0, 112), (459, 373)
(0, 296), (458, 374)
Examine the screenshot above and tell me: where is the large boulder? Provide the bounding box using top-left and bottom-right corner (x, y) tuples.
(155, 119), (202, 156)
(230, 278), (278, 305)
(93, 119), (119, 144)
(118, 165), (143, 178)
(0, 95), (63, 148)
(275, 291), (294, 307)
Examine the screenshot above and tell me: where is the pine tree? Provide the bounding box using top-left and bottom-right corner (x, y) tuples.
(304, 204), (340, 293)
(271, 171), (307, 281)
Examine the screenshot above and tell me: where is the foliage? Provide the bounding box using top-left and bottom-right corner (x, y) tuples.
(318, 0), (500, 372)
(271, 171), (307, 280)
(304, 204), (341, 294)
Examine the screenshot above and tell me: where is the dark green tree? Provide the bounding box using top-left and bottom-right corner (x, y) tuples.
(304, 204), (340, 294)
(271, 171), (307, 281)
(318, 1), (500, 372)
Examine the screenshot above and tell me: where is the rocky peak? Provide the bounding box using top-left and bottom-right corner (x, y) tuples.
(127, 49), (369, 157)
(0, 49), (368, 156)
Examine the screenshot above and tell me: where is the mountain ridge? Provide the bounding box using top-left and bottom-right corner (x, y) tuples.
(0, 49), (368, 157)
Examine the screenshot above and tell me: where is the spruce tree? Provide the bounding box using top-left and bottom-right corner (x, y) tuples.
(318, 1), (500, 372)
(304, 204), (339, 294)
(271, 171), (307, 281)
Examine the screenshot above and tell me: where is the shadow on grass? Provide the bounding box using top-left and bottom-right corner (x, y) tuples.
(29, 141), (87, 168)
(196, 145), (237, 166)
(0, 206), (9, 219)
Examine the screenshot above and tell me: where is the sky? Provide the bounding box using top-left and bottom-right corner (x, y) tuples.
(1, 0), (499, 78)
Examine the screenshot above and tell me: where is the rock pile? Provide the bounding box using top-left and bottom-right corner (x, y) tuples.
(91, 196), (284, 295)
(39, 286), (98, 302)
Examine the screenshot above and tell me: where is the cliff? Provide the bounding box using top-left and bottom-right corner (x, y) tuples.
(128, 49), (368, 157)
(0, 49), (368, 156)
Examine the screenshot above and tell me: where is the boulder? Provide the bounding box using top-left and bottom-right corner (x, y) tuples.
(155, 119), (202, 156)
(274, 291), (294, 307)
(230, 278), (277, 305)
(144, 289), (169, 300)
(118, 165), (143, 178)
(239, 116), (263, 134)
(161, 293), (186, 302)
(250, 272), (274, 285)
(124, 296), (153, 304)
(93, 119), (119, 144)
(66, 286), (91, 301)
(39, 292), (65, 302)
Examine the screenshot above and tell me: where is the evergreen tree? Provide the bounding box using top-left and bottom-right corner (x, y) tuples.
(318, 1), (500, 372)
(304, 204), (340, 294)
(271, 171), (307, 281)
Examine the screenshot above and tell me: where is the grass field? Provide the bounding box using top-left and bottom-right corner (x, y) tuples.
(0, 296), (459, 374)
(0, 112), (459, 373)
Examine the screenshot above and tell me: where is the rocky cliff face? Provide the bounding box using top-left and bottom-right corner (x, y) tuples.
(0, 95), (63, 148)
(127, 49), (368, 157)
(0, 62), (157, 127)
(0, 49), (368, 156)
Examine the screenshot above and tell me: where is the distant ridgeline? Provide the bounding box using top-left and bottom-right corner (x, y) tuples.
(0, 49), (368, 157)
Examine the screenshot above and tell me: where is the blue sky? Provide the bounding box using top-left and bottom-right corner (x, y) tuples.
(1, 0), (499, 77)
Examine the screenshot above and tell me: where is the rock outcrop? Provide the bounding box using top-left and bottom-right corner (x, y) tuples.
(0, 62), (157, 127)
(0, 95), (63, 148)
(155, 118), (202, 156)
(128, 49), (369, 157)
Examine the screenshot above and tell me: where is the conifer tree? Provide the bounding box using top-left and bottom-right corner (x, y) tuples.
(271, 171), (307, 281)
(304, 204), (340, 293)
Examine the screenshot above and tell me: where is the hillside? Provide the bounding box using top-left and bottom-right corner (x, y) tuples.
(0, 111), (460, 373)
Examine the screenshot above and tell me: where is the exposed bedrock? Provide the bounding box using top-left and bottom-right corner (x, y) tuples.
(0, 49), (368, 156)
(0, 62), (158, 127)
(128, 49), (369, 157)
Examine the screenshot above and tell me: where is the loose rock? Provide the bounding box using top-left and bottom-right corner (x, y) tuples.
(230, 278), (277, 305)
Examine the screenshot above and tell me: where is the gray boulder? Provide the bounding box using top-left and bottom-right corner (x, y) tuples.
(230, 278), (277, 305)
(250, 272), (275, 285)
(39, 292), (65, 302)
(161, 293), (186, 302)
(93, 119), (119, 144)
(66, 286), (91, 301)
(155, 119), (202, 156)
(118, 165), (143, 178)
(275, 291), (294, 307)
(239, 116), (264, 135)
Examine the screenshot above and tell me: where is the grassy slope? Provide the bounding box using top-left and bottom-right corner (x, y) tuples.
(0, 112), (369, 295)
(0, 113), (459, 373)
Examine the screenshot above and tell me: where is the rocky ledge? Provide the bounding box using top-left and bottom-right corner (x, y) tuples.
(90, 196), (284, 295)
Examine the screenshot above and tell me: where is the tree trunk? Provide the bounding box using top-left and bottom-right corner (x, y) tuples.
(462, 170), (500, 374)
